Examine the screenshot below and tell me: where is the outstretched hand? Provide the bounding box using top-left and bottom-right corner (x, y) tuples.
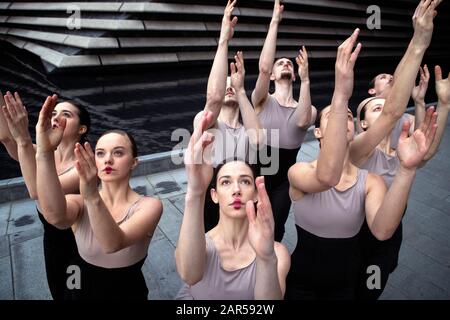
(334, 28), (362, 101)
(397, 106), (437, 169)
(296, 46), (309, 82)
(412, 0), (442, 50)
(219, 0), (238, 42)
(36, 94), (63, 153)
(74, 142), (99, 200)
(2, 91), (31, 144)
(230, 51), (246, 92)
(412, 64), (430, 103)
(435, 65), (450, 107)
(184, 111), (215, 196)
(271, 0), (284, 24)
(247, 176), (276, 261)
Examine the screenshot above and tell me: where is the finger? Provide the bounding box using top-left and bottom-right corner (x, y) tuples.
(14, 92), (24, 109)
(423, 64), (430, 81)
(434, 65), (442, 81)
(231, 16), (238, 27)
(349, 43), (362, 67)
(345, 28), (360, 57)
(201, 131), (215, 150)
(230, 61), (236, 75)
(400, 120), (411, 141)
(246, 200), (257, 225)
(423, 106), (435, 138)
(2, 105), (13, 123)
(426, 113), (438, 146)
(255, 176), (269, 205)
(74, 146), (89, 173)
(4, 93), (18, 118)
(237, 51), (244, 68)
(83, 142), (97, 167)
(302, 46), (308, 58)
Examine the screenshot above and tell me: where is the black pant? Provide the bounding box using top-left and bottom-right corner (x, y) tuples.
(38, 209), (80, 300)
(356, 213), (404, 300)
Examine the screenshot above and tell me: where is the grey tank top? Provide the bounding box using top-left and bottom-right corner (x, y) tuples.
(75, 196), (151, 269)
(258, 95), (307, 149)
(360, 148), (399, 188)
(293, 169), (368, 238)
(390, 113), (411, 150)
(176, 234), (257, 300)
(212, 121), (250, 167)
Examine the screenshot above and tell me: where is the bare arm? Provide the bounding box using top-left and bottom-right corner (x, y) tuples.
(201, 0), (238, 128)
(36, 95), (79, 228)
(350, 0), (441, 166)
(289, 29), (362, 194)
(176, 112), (215, 285)
(365, 113), (437, 240)
(0, 92), (19, 160)
(248, 177), (289, 299)
(251, 0), (284, 112)
(412, 65), (430, 130)
(295, 46), (316, 128)
(230, 51), (264, 146)
(423, 65), (450, 162)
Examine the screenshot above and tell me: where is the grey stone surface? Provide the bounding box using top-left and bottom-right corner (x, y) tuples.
(119, 37), (216, 48)
(11, 235), (51, 299)
(0, 203), (10, 236)
(130, 176), (156, 197)
(100, 53), (178, 66)
(9, 2), (122, 12)
(168, 169), (187, 193)
(0, 256), (13, 300)
(64, 34), (119, 49)
(168, 194), (185, 214)
(144, 20), (206, 31)
(143, 234), (182, 300)
(121, 2), (226, 15)
(0, 235), (9, 258)
(9, 225), (43, 246)
(60, 55), (101, 68)
(147, 172), (184, 200)
(23, 42), (65, 66)
(7, 200), (41, 235)
(157, 199), (183, 246)
(8, 28), (67, 44)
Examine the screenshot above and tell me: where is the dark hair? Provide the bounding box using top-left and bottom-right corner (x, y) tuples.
(368, 76), (376, 90)
(64, 100), (91, 144)
(360, 104), (367, 122)
(211, 157), (257, 189)
(314, 107), (325, 128)
(99, 129), (138, 158)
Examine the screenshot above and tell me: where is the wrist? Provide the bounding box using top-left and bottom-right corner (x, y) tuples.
(236, 88), (247, 96)
(300, 78), (310, 84)
(413, 100), (426, 108)
(16, 135), (33, 147)
(398, 164), (417, 176)
(256, 251), (278, 265)
(270, 20), (280, 27)
(186, 188), (207, 199)
(35, 150), (55, 161)
(84, 192), (101, 204)
(218, 38), (228, 46)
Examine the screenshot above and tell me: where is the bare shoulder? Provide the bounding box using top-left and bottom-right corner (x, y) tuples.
(365, 172), (387, 193)
(139, 196), (163, 216)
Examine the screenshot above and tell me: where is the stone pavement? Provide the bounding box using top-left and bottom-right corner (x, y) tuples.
(1, 122), (450, 300)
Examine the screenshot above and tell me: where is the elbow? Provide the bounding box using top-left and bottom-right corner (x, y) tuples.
(29, 191), (38, 200)
(372, 228), (393, 241)
(317, 172), (340, 188)
(46, 215), (71, 230)
(179, 271), (202, 286)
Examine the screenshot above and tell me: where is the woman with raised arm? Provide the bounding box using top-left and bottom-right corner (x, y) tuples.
(350, 0), (443, 300)
(175, 111), (290, 300)
(193, 0), (264, 232)
(34, 97), (162, 300)
(286, 29), (437, 300)
(251, 0), (317, 242)
(1, 92), (90, 300)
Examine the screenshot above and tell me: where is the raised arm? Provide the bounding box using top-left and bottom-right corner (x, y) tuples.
(35, 95), (78, 228)
(289, 29), (361, 194)
(0, 92), (19, 160)
(251, 0), (284, 111)
(365, 109), (437, 240)
(295, 46), (316, 128)
(247, 176), (290, 300)
(350, 0), (441, 165)
(176, 111), (215, 285)
(74, 142), (162, 253)
(412, 65), (430, 130)
(194, 0), (237, 129)
(423, 65), (450, 161)
(2, 92), (37, 198)
(230, 51), (265, 145)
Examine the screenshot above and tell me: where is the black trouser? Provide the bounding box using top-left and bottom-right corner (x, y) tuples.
(38, 209), (79, 300)
(65, 256), (148, 300)
(356, 207), (406, 300)
(285, 225), (361, 300)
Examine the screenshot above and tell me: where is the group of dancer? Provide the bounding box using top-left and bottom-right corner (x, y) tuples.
(0, 0), (448, 300)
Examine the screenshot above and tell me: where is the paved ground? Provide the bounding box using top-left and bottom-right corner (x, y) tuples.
(1, 120), (449, 300)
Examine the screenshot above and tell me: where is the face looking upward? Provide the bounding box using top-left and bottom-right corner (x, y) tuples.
(359, 98), (386, 131)
(211, 161), (257, 219)
(369, 73), (393, 97)
(95, 132), (138, 182)
(51, 102), (86, 142)
(314, 105), (355, 143)
(271, 58), (295, 82)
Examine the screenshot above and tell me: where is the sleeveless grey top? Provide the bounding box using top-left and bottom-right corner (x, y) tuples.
(75, 196), (151, 269)
(390, 113), (411, 150)
(176, 234), (257, 300)
(258, 95), (308, 149)
(212, 120), (250, 168)
(360, 148), (399, 188)
(293, 169), (368, 238)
